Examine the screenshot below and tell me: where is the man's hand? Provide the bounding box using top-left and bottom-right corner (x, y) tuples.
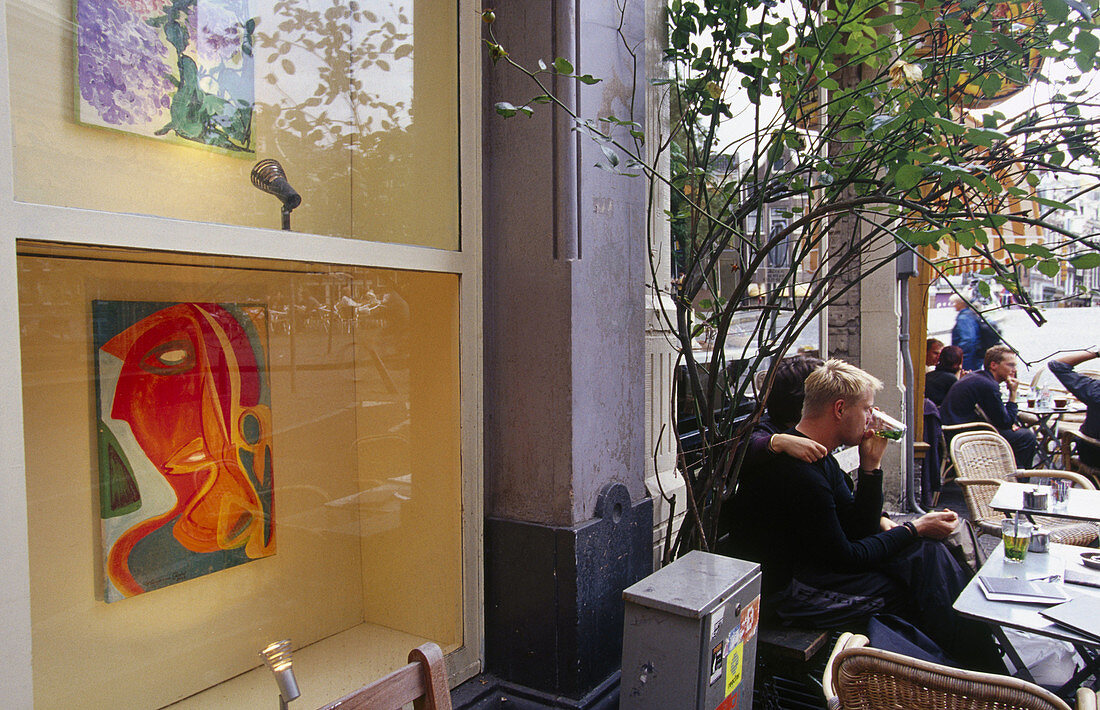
(880, 516), (898, 532)
(858, 431), (887, 471)
(1005, 374), (1019, 396)
(771, 434), (828, 462)
(912, 510), (959, 540)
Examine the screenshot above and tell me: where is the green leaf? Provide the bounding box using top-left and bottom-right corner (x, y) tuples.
(1037, 259), (1062, 277)
(894, 164), (923, 190)
(1072, 253), (1100, 269)
(600, 144), (620, 167)
(1034, 196), (1074, 210)
(494, 102), (532, 118)
(1043, 0), (1070, 22)
(928, 116), (965, 135)
(553, 57), (574, 74)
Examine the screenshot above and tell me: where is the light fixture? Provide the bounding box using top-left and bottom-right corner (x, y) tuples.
(260, 639), (301, 709)
(251, 159), (302, 231)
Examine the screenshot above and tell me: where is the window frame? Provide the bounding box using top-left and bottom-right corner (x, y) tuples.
(0, 0), (484, 701)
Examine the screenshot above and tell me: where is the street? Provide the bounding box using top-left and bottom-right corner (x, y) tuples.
(929, 305), (1100, 383)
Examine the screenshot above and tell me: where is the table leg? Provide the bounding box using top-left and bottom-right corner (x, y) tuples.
(1060, 644), (1100, 693)
(994, 626), (1038, 684)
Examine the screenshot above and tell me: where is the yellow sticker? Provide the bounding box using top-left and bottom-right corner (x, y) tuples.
(725, 641), (743, 696)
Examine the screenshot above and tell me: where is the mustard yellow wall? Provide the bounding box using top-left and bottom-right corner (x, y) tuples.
(18, 248), (462, 708)
(7, 0), (458, 248)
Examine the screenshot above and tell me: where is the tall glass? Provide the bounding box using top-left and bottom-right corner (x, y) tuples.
(1002, 518), (1032, 563)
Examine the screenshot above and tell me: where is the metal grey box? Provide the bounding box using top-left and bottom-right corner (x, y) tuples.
(620, 551), (761, 710)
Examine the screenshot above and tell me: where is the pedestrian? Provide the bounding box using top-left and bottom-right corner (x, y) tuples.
(949, 295), (982, 371)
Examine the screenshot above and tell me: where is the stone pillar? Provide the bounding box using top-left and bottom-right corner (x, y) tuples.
(860, 238), (906, 507)
(480, 1), (652, 706)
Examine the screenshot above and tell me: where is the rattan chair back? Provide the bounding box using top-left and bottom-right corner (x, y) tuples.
(830, 645), (1072, 710)
(949, 430), (1099, 546)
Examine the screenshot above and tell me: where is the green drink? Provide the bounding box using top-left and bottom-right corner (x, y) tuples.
(1002, 519), (1032, 563)
(870, 408), (905, 440)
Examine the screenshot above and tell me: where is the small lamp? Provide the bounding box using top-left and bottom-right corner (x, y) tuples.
(260, 639), (301, 709)
(251, 159), (302, 231)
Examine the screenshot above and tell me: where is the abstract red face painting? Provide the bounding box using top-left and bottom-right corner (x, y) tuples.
(94, 301), (275, 601)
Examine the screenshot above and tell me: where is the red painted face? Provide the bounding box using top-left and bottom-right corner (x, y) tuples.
(105, 305), (213, 473)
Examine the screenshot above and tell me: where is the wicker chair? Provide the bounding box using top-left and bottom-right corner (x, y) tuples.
(949, 430), (1099, 546)
(822, 632), (1099, 710)
(1060, 427), (1100, 488)
(934, 421), (1000, 504)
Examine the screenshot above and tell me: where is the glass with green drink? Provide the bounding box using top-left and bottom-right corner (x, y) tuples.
(1002, 517), (1031, 563)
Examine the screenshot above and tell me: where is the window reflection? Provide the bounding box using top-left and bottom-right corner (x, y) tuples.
(10, 0), (458, 248)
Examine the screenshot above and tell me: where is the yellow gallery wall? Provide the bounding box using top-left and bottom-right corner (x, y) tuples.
(7, 0), (458, 249)
(17, 250), (462, 708)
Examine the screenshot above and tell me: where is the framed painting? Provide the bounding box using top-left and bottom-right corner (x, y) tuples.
(93, 301), (275, 602)
(75, 0), (256, 154)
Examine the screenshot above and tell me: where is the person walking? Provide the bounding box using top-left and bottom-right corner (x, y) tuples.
(950, 295), (982, 371)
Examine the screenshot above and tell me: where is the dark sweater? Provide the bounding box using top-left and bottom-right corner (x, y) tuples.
(925, 370), (958, 407)
(1049, 360), (1100, 468)
(940, 369), (1017, 429)
(727, 429), (914, 595)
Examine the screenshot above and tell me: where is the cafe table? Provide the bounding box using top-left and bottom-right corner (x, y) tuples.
(1018, 403), (1085, 469)
(954, 541), (1100, 692)
(991, 480), (1100, 523)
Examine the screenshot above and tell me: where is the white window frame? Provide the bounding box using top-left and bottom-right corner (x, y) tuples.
(0, 1), (484, 701)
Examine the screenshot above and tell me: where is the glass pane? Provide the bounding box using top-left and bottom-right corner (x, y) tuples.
(7, 1), (459, 249)
(17, 242), (463, 707)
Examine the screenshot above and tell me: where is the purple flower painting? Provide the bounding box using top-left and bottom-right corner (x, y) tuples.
(76, 0), (256, 154)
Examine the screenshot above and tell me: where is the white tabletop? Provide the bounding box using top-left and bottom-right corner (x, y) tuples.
(990, 480), (1100, 523)
(954, 542), (1100, 647)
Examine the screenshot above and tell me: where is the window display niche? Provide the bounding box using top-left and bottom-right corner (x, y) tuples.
(16, 243), (463, 708)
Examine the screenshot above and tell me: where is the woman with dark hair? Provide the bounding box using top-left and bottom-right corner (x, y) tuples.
(749, 355), (827, 464)
(926, 345), (963, 406)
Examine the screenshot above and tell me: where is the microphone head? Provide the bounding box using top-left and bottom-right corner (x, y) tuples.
(251, 159), (302, 210)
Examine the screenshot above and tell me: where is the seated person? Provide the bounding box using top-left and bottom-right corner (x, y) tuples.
(747, 355), (827, 465)
(926, 338), (943, 373)
(925, 345), (963, 407)
(940, 345), (1035, 468)
(1049, 347), (1100, 470)
(727, 359), (1002, 671)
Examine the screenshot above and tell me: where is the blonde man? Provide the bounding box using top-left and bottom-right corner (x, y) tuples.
(727, 359), (1002, 671)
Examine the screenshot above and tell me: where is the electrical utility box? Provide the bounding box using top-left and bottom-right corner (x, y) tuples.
(620, 551), (762, 710)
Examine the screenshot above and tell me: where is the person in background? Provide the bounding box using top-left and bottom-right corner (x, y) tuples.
(925, 345), (963, 407)
(1049, 347), (1100, 470)
(949, 295), (982, 371)
(926, 338), (944, 372)
(726, 359), (1003, 671)
(940, 345), (1035, 468)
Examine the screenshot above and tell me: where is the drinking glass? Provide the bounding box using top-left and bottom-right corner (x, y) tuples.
(1002, 519), (1031, 563)
(1051, 478), (1070, 508)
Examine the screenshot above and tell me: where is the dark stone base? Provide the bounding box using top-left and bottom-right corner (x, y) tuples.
(484, 483), (652, 701)
(451, 672), (619, 710)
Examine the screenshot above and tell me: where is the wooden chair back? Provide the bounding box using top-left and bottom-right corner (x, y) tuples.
(318, 642), (452, 710)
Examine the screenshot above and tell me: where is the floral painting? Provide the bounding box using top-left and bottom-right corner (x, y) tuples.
(93, 301), (275, 601)
(76, 0), (256, 153)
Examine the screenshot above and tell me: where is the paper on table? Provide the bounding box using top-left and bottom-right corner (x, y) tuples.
(977, 576), (1070, 604)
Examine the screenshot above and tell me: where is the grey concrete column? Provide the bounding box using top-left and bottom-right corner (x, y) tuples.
(480, 1), (652, 705)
